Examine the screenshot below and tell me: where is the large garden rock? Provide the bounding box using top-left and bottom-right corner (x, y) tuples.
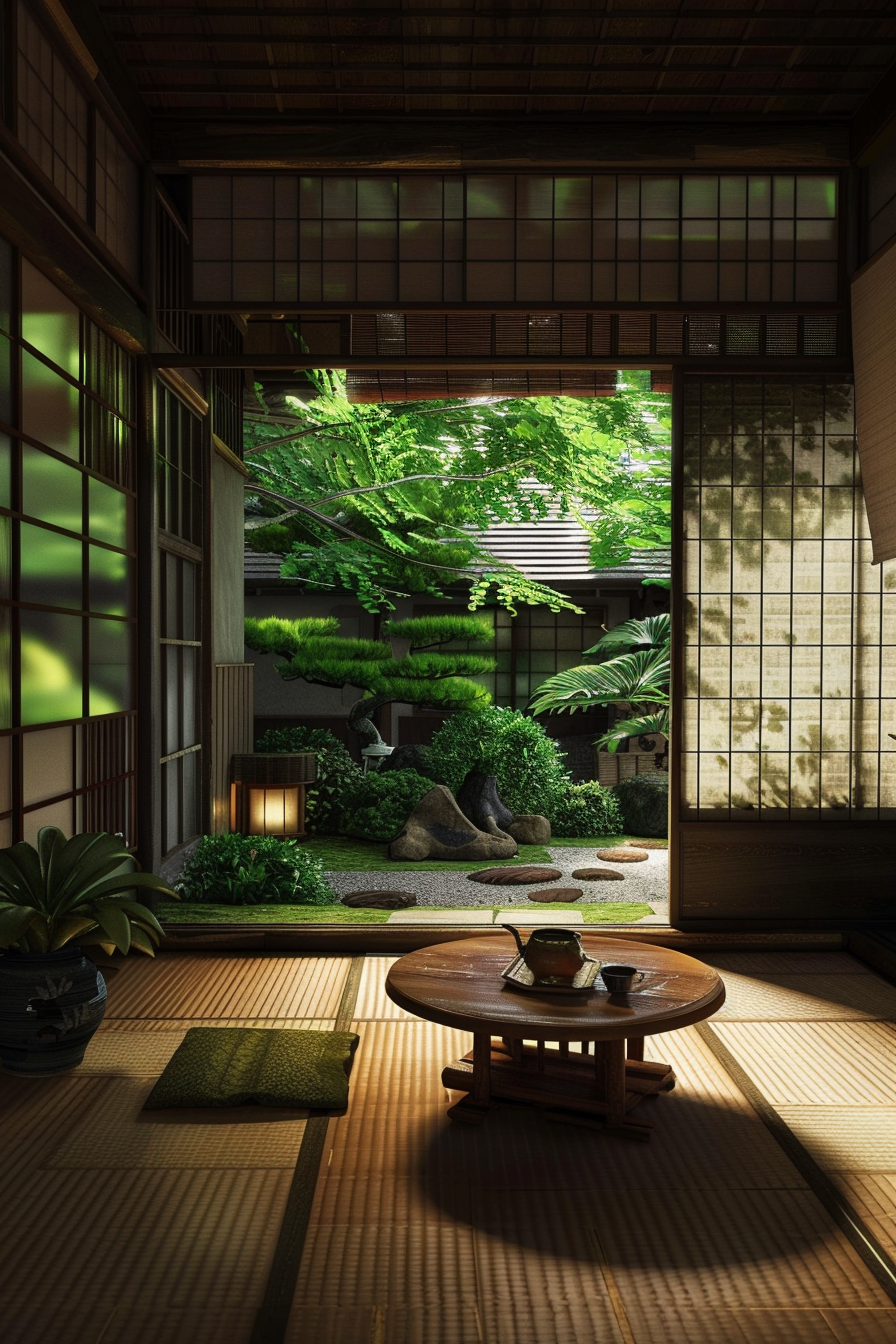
(469, 866), (562, 885)
(341, 890), (416, 910)
(389, 786), (518, 862)
(506, 814), (551, 845)
(456, 771), (515, 833)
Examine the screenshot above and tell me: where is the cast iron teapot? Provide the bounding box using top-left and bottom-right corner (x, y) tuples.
(502, 924), (589, 984)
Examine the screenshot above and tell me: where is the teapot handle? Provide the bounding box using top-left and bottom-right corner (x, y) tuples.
(500, 924), (526, 956)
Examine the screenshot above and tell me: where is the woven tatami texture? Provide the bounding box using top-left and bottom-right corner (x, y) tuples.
(6, 947), (896, 1344)
(712, 973), (896, 1021)
(83, 1020), (336, 1071)
(96, 1016), (337, 1032)
(355, 955), (416, 1021)
(0, 951), (352, 1344)
(830, 1174), (896, 1267)
(1, 1168), (293, 1329)
(287, 950), (896, 1344)
(774, 1108), (896, 1174)
(711, 1021), (896, 1104)
(703, 952), (868, 975)
(103, 953), (351, 1019)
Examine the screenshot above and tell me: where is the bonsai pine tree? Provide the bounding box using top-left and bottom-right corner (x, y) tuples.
(244, 614), (495, 753)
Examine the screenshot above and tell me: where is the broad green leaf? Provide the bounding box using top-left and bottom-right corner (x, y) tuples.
(86, 903), (131, 955)
(0, 904), (40, 947)
(48, 916), (99, 950)
(0, 843), (45, 904)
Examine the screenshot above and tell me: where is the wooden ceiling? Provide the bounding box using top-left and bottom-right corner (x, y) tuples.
(98, 1), (896, 126)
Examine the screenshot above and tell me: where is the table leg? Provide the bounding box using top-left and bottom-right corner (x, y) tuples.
(445, 1032), (493, 1125)
(471, 1032), (492, 1105)
(626, 1037), (645, 1062)
(593, 1038), (626, 1126)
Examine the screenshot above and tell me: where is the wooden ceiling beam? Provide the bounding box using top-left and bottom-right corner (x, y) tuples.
(98, 4), (896, 19)
(150, 117), (851, 171)
(126, 60), (887, 75)
(138, 82), (864, 98)
(99, 33), (896, 49)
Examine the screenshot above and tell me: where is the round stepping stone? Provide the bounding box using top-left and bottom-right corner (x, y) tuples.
(571, 868), (625, 882)
(629, 839), (667, 850)
(469, 866), (563, 885)
(341, 890), (416, 910)
(594, 847), (649, 863)
(527, 887), (583, 903)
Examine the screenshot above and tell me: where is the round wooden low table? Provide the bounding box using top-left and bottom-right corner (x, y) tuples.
(385, 932), (726, 1139)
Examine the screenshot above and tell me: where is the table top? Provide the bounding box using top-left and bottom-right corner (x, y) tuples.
(385, 932), (725, 1042)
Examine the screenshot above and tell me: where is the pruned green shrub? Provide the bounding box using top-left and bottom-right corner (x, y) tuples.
(255, 726), (361, 836)
(613, 773), (668, 838)
(175, 834), (334, 906)
(548, 781), (623, 838)
(338, 768), (434, 842)
(428, 707), (569, 817)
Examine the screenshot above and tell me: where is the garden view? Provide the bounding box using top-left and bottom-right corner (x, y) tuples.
(163, 370), (672, 928)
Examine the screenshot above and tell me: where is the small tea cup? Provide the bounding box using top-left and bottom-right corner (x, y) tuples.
(601, 964), (644, 994)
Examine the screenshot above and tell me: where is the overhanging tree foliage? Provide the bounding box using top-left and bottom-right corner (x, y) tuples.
(244, 371), (670, 613)
(244, 613), (496, 750)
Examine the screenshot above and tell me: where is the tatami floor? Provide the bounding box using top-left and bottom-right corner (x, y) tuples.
(2, 945), (896, 1344)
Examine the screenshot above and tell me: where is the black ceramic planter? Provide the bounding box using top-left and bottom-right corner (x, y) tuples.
(0, 947), (107, 1074)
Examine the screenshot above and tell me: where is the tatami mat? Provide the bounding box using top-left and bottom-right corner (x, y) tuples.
(103, 954), (351, 1019)
(821, 1312), (896, 1344)
(0, 1167), (293, 1321)
(47, 1077), (309, 1169)
(710, 1020), (896, 1104)
(293, 1221), (480, 1308)
(95, 1016), (337, 1032)
(713, 973), (896, 1021)
(830, 1175), (896, 1263)
(283, 1303), (485, 1344)
(702, 952), (865, 975)
(775, 1107), (896, 1173)
(347, 1019), (472, 1106)
(0, 1074), (107, 1199)
(82, 1019), (337, 1073)
(355, 955), (416, 1020)
(5, 946), (896, 1344)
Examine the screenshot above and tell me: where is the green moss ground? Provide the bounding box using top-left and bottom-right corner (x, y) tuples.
(159, 901), (652, 926)
(301, 837), (553, 871)
(159, 902), (391, 924)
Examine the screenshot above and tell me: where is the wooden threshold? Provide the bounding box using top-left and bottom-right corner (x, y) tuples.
(160, 925), (847, 954)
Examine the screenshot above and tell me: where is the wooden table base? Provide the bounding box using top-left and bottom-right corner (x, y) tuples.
(441, 1037), (675, 1139)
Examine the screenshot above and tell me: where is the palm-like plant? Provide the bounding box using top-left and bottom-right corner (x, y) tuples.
(529, 613), (670, 755)
(0, 828), (177, 956)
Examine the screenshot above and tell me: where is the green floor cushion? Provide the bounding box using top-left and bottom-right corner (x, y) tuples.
(143, 1027), (360, 1110)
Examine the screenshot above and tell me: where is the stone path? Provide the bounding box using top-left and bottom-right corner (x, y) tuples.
(324, 844), (670, 924)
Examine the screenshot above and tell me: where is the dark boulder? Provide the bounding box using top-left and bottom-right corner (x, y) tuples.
(456, 770), (514, 833)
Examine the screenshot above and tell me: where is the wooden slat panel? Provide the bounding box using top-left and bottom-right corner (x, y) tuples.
(212, 662), (253, 833)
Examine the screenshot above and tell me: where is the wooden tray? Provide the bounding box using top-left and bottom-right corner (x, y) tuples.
(501, 953), (602, 995)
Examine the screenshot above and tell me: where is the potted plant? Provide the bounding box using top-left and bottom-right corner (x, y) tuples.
(0, 827), (177, 1075)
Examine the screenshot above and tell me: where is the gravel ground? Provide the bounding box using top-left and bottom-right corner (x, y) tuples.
(325, 845), (668, 909)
